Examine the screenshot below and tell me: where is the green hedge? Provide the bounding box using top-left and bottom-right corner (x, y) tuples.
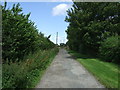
(99, 36), (120, 63)
(2, 2), (55, 62)
(2, 48), (59, 88)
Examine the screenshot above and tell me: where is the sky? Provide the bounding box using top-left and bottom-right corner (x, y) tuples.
(2, 1), (73, 45)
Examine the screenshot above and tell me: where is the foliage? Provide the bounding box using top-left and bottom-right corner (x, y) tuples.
(99, 36), (120, 63)
(65, 2), (120, 57)
(2, 48), (59, 88)
(2, 2), (55, 62)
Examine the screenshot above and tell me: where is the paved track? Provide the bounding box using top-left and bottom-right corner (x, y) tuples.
(36, 48), (104, 88)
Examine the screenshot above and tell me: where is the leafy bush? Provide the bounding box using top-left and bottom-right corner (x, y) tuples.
(2, 48), (59, 88)
(2, 2), (55, 62)
(99, 36), (120, 63)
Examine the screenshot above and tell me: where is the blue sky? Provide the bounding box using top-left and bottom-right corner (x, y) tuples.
(3, 2), (73, 44)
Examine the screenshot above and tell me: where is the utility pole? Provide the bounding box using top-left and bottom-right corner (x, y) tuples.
(56, 32), (58, 45)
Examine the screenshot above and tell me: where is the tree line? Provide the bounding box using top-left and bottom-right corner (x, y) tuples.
(2, 2), (55, 62)
(65, 2), (120, 63)
(2, 2), (59, 88)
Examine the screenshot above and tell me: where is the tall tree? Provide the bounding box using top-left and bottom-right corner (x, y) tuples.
(2, 2), (55, 62)
(65, 2), (120, 55)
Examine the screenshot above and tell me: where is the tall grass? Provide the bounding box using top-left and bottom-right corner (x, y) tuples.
(2, 48), (59, 88)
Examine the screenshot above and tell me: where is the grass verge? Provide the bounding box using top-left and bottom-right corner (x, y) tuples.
(2, 47), (59, 88)
(68, 50), (119, 88)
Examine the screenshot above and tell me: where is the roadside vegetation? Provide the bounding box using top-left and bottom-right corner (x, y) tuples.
(2, 2), (58, 88)
(3, 48), (58, 88)
(68, 50), (119, 88)
(65, 2), (120, 88)
(65, 2), (120, 63)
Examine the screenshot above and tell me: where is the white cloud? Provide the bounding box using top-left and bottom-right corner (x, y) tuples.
(52, 4), (72, 16)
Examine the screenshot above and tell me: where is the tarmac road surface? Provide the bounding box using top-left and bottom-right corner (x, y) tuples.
(36, 48), (105, 88)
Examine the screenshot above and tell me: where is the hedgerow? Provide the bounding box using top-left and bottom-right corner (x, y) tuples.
(99, 36), (120, 63)
(2, 2), (55, 62)
(2, 2), (58, 89)
(2, 48), (59, 88)
(65, 2), (120, 63)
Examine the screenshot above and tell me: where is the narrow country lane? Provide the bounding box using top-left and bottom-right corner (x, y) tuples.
(36, 48), (104, 88)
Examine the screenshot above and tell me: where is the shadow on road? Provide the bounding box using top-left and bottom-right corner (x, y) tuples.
(67, 50), (97, 60)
